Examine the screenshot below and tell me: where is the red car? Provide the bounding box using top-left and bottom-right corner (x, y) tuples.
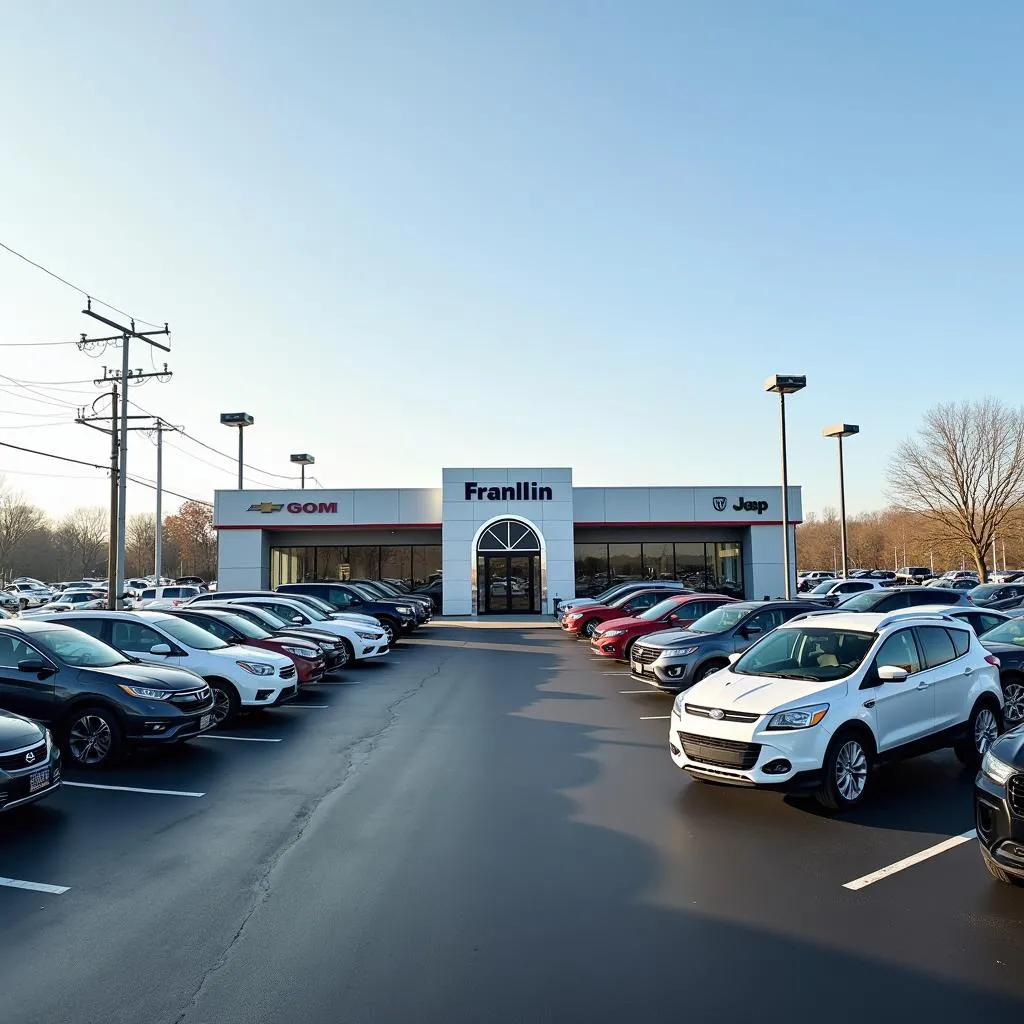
(590, 593), (739, 661)
(561, 586), (693, 638)
(166, 608), (327, 684)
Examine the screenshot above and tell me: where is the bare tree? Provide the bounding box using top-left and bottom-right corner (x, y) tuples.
(126, 513), (156, 577)
(55, 507), (109, 577)
(0, 480), (44, 579)
(888, 399), (1024, 582)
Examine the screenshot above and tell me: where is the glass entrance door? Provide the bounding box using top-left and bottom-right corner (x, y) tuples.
(480, 554), (539, 613)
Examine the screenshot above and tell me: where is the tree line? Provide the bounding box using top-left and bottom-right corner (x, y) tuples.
(0, 489), (217, 583)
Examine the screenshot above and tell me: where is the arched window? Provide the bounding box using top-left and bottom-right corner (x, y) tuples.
(475, 519), (541, 553)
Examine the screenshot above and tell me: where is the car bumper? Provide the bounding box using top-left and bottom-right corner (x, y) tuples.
(975, 776), (1024, 879)
(296, 659), (327, 684)
(668, 709), (830, 791)
(126, 704), (218, 743)
(0, 748), (63, 811)
(590, 636), (626, 659)
(356, 643), (389, 661)
(630, 657), (695, 692)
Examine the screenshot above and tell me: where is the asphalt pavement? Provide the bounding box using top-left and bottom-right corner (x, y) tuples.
(3, 621), (1024, 1023)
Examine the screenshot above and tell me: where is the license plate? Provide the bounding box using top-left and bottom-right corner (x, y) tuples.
(200, 713), (212, 730)
(632, 661), (643, 674)
(29, 768), (50, 793)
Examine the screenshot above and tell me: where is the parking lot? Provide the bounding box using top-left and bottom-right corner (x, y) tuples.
(3, 620), (1024, 1023)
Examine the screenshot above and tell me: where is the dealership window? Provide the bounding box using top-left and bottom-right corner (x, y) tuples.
(381, 546), (412, 586)
(713, 542), (743, 596)
(673, 543), (708, 589)
(271, 545), (442, 589)
(574, 543), (611, 596)
(608, 543), (643, 583)
(643, 543), (673, 580)
(411, 545), (442, 587)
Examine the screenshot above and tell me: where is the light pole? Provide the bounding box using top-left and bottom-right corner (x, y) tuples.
(764, 374), (806, 599)
(822, 423), (859, 580)
(290, 453), (315, 489)
(220, 413), (254, 489)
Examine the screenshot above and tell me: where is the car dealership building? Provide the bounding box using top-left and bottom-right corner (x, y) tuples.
(215, 467), (802, 615)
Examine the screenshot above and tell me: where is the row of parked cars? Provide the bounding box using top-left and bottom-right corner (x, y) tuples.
(0, 575), (214, 613)
(556, 580), (1024, 885)
(0, 579), (433, 815)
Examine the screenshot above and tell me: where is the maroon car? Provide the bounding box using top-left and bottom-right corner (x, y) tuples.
(165, 608), (326, 684)
(561, 586), (693, 638)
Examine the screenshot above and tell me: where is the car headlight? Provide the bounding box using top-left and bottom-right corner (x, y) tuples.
(117, 684), (173, 700)
(663, 646), (700, 657)
(601, 629), (626, 638)
(766, 703), (829, 730)
(981, 748), (1016, 786)
(566, 613), (582, 622)
(282, 645), (316, 658)
(673, 692), (686, 716)
(396, 605), (412, 614)
(356, 631), (382, 640)
(235, 661), (276, 676)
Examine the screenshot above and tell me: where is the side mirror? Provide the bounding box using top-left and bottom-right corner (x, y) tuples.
(18, 658), (51, 675)
(149, 643), (173, 656)
(666, 613), (679, 624)
(877, 664), (909, 683)
(742, 625), (763, 638)
(292, 616), (304, 624)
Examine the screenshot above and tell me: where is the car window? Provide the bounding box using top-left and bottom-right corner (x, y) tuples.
(263, 602), (310, 623)
(745, 608), (788, 633)
(733, 626), (875, 681)
(69, 618), (107, 641)
(876, 593), (912, 612)
(0, 633), (38, 670)
(327, 588), (355, 609)
(978, 614), (1006, 634)
(874, 629), (921, 675)
(111, 621), (166, 654)
(141, 589), (156, 600)
(623, 592), (660, 613)
(948, 628), (971, 658)
(188, 617), (236, 642)
(34, 629), (127, 668)
(916, 626), (958, 668)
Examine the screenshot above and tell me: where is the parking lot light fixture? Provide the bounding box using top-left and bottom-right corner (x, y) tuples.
(822, 424), (860, 581)
(764, 375), (806, 599)
(220, 413), (254, 489)
(290, 453), (315, 489)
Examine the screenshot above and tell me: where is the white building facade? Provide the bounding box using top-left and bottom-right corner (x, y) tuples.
(215, 467), (801, 615)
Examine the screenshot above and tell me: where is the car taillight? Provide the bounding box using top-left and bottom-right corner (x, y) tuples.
(986, 654), (1001, 668)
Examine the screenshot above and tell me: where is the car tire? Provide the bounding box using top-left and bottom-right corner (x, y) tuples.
(339, 638), (355, 665)
(582, 619), (599, 638)
(623, 638), (638, 662)
(981, 845), (1024, 886)
(378, 618), (399, 646)
(206, 678), (241, 727)
(64, 706), (123, 768)
(693, 661), (727, 683)
(1000, 674), (1024, 728)
(954, 698), (1002, 768)
(815, 728), (873, 812)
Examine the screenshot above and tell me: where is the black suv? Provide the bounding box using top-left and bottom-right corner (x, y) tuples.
(347, 580), (432, 623)
(277, 583), (418, 642)
(0, 621), (215, 767)
(828, 587), (972, 614)
(975, 724), (1024, 885)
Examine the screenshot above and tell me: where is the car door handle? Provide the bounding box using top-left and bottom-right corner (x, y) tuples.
(963, 667), (973, 675)
(916, 681), (932, 689)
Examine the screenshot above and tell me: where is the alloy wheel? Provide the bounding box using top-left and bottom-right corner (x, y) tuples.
(1003, 683), (1024, 726)
(584, 621), (597, 638)
(834, 740), (868, 802)
(975, 707), (999, 754)
(210, 687), (232, 726)
(68, 715), (113, 766)
(382, 623), (395, 645)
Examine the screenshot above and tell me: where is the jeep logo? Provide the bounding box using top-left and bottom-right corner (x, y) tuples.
(733, 497), (769, 515)
(712, 496), (727, 512)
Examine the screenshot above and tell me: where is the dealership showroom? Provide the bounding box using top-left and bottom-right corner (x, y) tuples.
(215, 467), (797, 613)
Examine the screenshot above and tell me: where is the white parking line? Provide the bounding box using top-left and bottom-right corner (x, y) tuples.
(284, 704), (330, 709)
(842, 829), (978, 891)
(619, 690), (663, 695)
(197, 735), (282, 743)
(639, 715), (671, 721)
(0, 876), (70, 895)
(63, 781), (204, 798)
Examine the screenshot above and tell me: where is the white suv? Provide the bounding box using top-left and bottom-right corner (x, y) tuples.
(37, 610), (299, 726)
(669, 612), (1004, 810)
(134, 585), (203, 609)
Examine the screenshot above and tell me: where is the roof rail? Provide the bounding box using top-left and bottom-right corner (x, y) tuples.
(876, 611), (955, 630)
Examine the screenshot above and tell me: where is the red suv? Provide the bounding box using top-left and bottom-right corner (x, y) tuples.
(590, 593), (739, 661)
(561, 586), (692, 638)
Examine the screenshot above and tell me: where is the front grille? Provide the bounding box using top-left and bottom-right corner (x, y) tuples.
(685, 704), (761, 724)
(279, 665), (296, 679)
(0, 741), (46, 772)
(633, 645), (659, 666)
(678, 731), (761, 770)
(1009, 775), (1024, 818)
(170, 686), (212, 708)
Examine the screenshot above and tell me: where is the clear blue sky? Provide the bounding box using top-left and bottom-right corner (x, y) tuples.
(1, 1), (1021, 519)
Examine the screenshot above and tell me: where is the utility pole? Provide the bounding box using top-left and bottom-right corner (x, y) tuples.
(150, 418), (181, 582)
(77, 305), (171, 607)
(107, 385), (119, 609)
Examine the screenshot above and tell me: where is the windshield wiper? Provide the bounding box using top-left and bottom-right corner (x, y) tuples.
(771, 672), (816, 680)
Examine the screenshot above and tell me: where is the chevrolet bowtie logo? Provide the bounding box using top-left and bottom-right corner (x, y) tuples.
(247, 502), (283, 514)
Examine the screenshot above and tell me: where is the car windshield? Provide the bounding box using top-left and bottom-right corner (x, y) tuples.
(156, 617), (229, 650)
(349, 584), (380, 601)
(294, 595), (337, 616)
(686, 605), (754, 634)
(970, 585), (1001, 600)
(32, 628), (129, 668)
(639, 597), (686, 621)
(835, 591), (885, 611)
(809, 580), (837, 594)
(284, 601), (327, 621)
(226, 605), (289, 630)
(981, 618), (1024, 646)
(209, 613), (270, 640)
(733, 626), (877, 681)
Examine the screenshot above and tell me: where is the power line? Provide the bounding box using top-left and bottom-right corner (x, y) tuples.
(0, 238), (163, 329)
(0, 339), (81, 348)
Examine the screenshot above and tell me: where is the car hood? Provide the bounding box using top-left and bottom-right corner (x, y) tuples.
(596, 615), (646, 633)
(328, 613), (381, 626)
(638, 627), (717, 648)
(209, 644), (292, 668)
(93, 661), (205, 689)
(982, 641), (1024, 661)
(685, 669), (847, 715)
(0, 709), (45, 750)
(560, 598), (599, 612)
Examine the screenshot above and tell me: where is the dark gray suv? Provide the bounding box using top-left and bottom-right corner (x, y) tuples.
(829, 586), (973, 613)
(629, 600), (816, 693)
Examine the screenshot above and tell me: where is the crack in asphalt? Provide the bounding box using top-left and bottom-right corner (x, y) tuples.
(169, 654), (450, 1024)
